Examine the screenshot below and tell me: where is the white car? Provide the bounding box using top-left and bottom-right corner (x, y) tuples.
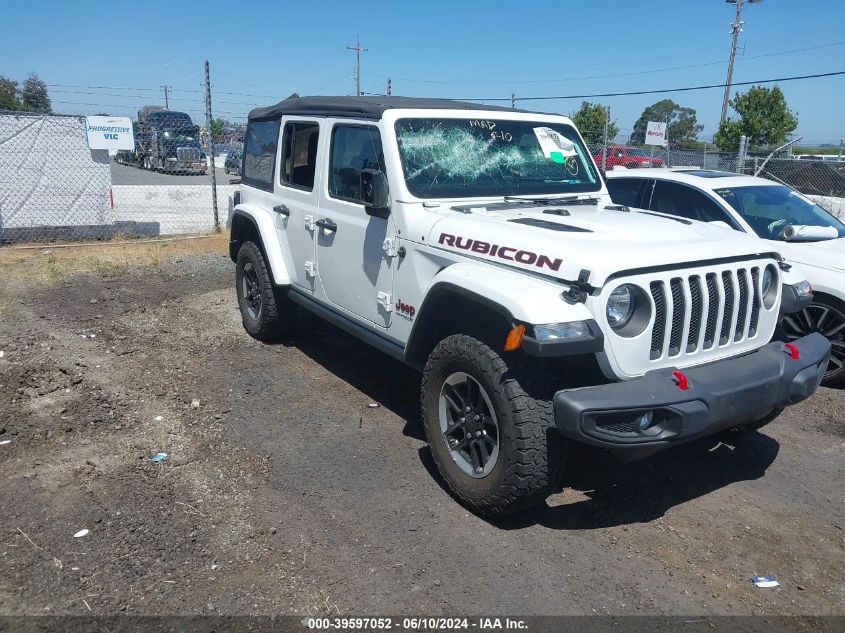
(606, 168), (845, 385)
(229, 96), (827, 515)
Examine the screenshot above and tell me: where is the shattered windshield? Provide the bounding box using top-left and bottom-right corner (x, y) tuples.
(395, 118), (601, 198)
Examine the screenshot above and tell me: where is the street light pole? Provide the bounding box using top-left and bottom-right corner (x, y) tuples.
(720, 0), (763, 126)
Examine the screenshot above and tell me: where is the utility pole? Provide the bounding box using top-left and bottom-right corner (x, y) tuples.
(203, 60), (219, 231)
(161, 84), (170, 109)
(346, 35), (368, 97)
(387, 77), (392, 96)
(721, 0), (764, 125)
(601, 105), (609, 173)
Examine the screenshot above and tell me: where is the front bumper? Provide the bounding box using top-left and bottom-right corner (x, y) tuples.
(553, 333), (830, 460)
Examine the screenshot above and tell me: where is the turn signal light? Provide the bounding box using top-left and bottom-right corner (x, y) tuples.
(504, 324), (526, 352)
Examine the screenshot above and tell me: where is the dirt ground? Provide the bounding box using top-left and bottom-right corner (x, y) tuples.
(1, 236), (844, 621)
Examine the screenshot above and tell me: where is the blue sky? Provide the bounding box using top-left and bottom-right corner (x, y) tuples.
(2, 0), (844, 144)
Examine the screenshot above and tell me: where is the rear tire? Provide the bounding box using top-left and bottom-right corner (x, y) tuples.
(235, 241), (295, 342)
(421, 335), (566, 517)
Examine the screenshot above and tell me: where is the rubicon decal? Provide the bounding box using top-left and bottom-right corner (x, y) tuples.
(438, 233), (562, 271)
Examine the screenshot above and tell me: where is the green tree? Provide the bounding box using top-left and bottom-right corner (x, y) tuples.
(714, 85), (798, 151)
(569, 101), (618, 146)
(21, 73), (51, 113)
(210, 117), (229, 138)
(0, 76), (21, 111)
(630, 99), (703, 147)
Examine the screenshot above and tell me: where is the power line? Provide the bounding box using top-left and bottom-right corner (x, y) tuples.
(362, 40), (845, 86)
(47, 89), (264, 108)
(46, 83), (275, 99)
(50, 100), (246, 117)
(450, 70), (845, 102)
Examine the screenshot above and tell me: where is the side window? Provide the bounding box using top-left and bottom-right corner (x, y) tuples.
(280, 122), (320, 191)
(242, 119), (280, 191)
(606, 178), (645, 207)
(650, 180), (731, 224)
(329, 125), (384, 202)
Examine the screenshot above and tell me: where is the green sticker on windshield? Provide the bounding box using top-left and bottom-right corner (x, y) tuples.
(549, 152), (565, 164)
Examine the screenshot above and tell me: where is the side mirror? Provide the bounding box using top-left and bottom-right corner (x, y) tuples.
(360, 168), (390, 219)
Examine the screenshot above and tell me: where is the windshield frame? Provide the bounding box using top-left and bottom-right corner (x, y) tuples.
(392, 115), (602, 200)
(714, 184), (845, 241)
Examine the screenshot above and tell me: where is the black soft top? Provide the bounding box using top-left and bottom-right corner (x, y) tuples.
(248, 94), (525, 121)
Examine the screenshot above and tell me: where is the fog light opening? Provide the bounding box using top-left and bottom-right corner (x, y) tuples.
(635, 411), (655, 431)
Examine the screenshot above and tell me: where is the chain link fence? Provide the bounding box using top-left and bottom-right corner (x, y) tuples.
(0, 106), (243, 244)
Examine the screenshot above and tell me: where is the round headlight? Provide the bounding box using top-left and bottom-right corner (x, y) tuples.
(762, 264), (779, 309)
(607, 285), (636, 329)
(762, 266), (774, 296)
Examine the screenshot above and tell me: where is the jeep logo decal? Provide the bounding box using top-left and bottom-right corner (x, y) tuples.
(438, 233), (562, 271)
(395, 299), (416, 320)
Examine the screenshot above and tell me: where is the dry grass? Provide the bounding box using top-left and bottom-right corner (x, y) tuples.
(0, 232), (229, 316)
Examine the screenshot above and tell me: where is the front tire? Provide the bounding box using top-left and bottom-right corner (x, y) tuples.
(421, 335), (566, 517)
(235, 241), (295, 342)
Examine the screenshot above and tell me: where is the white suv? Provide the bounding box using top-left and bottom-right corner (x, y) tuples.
(229, 96), (829, 516)
(606, 168), (845, 385)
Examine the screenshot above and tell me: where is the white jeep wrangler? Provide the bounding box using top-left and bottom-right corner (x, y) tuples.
(229, 95), (830, 516)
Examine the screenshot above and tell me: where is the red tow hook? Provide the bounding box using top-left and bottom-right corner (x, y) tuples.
(672, 370), (690, 391)
(784, 343), (800, 360)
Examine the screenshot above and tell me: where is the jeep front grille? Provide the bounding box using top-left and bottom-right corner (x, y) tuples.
(648, 266), (763, 359)
(599, 258), (780, 379)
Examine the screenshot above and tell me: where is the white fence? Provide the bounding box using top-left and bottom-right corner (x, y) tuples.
(111, 185), (236, 236)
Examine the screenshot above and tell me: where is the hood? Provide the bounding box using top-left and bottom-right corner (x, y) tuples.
(427, 202), (780, 286)
(783, 237), (845, 273)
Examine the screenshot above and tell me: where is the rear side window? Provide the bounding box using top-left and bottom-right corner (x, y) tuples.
(242, 119), (280, 191)
(606, 178), (646, 207)
(650, 180), (732, 224)
(280, 122), (320, 191)
(329, 125), (383, 202)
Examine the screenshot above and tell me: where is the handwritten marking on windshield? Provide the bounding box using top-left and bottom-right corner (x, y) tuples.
(469, 120), (496, 130)
(490, 131), (513, 142)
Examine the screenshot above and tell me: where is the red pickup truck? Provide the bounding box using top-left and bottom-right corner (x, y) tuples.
(593, 146), (665, 170)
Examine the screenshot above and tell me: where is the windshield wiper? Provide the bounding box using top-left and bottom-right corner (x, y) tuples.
(504, 195), (599, 206)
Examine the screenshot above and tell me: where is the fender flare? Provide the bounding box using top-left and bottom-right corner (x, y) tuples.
(230, 205), (292, 286)
(422, 262), (593, 324)
(404, 262), (596, 367)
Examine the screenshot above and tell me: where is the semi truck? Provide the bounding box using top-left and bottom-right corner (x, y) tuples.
(114, 106), (207, 175)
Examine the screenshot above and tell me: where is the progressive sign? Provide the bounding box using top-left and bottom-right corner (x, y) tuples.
(85, 116), (135, 150)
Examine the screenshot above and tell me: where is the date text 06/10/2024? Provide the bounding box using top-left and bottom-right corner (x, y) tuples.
(304, 617), (528, 630)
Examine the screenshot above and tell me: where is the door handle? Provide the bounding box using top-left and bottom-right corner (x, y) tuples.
(315, 218), (337, 232)
(273, 204), (290, 216)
